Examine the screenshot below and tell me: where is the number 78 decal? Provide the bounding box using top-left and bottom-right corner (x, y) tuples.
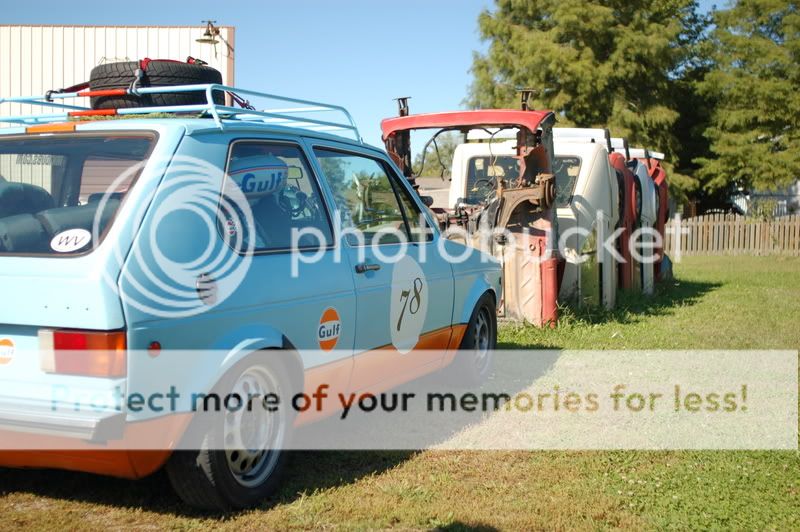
(396, 277), (423, 331)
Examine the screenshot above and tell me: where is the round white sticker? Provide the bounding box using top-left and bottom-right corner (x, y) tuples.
(390, 256), (428, 354)
(50, 229), (92, 253)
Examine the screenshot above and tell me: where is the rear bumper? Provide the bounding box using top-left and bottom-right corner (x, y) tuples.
(0, 403), (125, 442)
(0, 449), (172, 479)
(0, 410), (191, 478)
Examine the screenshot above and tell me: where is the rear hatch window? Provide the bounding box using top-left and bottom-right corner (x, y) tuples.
(0, 133), (155, 256)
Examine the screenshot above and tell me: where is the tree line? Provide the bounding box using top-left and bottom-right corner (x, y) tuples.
(468, 0), (799, 207)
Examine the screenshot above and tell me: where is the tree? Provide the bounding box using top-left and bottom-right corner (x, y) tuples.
(412, 131), (462, 179)
(696, 0), (800, 193)
(468, 0), (710, 197)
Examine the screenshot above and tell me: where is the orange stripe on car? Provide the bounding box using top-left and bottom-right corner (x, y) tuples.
(25, 123), (76, 134)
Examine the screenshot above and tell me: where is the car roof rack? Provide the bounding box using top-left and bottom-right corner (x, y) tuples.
(0, 83), (362, 142)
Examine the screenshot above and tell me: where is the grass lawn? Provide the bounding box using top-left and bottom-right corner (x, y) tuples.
(2, 256), (798, 530)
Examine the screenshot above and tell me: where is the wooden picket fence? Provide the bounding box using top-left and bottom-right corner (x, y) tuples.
(664, 214), (800, 256)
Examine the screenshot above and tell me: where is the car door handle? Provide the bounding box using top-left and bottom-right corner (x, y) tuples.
(355, 262), (381, 274)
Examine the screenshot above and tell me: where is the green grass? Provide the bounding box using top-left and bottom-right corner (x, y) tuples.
(501, 255), (800, 351)
(1, 256), (798, 530)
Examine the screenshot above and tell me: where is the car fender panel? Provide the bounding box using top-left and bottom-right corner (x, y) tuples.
(456, 273), (499, 326)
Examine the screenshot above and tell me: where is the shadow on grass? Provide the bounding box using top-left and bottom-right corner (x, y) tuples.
(436, 523), (499, 532)
(0, 450), (416, 519)
(556, 278), (722, 327)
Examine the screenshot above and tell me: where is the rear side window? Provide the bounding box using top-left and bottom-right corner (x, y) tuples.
(313, 148), (429, 245)
(220, 141), (333, 253)
(0, 133), (154, 256)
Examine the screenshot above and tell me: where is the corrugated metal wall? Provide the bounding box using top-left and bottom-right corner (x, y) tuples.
(0, 25), (235, 120)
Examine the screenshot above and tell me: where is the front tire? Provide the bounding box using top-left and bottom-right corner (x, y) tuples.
(451, 292), (497, 386)
(166, 355), (294, 511)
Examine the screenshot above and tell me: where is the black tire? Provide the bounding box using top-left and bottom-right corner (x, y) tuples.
(166, 354), (295, 512)
(450, 292), (497, 387)
(89, 60), (225, 110)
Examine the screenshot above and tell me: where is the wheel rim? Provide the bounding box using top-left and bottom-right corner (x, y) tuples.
(223, 366), (285, 488)
(472, 307), (492, 375)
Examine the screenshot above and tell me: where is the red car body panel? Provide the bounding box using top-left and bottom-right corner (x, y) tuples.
(381, 109), (553, 141)
(609, 152), (639, 290)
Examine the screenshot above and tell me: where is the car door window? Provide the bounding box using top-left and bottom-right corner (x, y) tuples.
(313, 148), (428, 245)
(393, 174), (433, 243)
(221, 141), (333, 252)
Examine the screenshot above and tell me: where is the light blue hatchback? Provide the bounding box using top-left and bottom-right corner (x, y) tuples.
(0, 84), (501, 510)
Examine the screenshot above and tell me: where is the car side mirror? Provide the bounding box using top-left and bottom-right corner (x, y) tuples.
(420, 195), (434, 208)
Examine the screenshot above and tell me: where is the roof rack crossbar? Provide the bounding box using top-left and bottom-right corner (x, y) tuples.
(212, 106), (360, 132)
(0, 84), (361, 141)
(0, 94), (88, 111)
(264, 106), (333, 114)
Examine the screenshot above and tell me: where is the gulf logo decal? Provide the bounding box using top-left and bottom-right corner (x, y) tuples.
(234, 166), (286, 195)
(317, 307), (341, 351)
(0, 338), (15, 365)
(228, 155), (287, 197)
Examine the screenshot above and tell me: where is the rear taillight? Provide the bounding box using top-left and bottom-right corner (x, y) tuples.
(39, 329), (126, 378)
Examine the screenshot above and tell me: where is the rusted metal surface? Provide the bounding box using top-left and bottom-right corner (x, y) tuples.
(382, 107), (559, 326)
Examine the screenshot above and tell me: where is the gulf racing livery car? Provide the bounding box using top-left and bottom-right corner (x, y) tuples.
(0, 78), (501, 510)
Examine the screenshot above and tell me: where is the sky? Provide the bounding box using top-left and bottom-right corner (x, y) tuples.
(5, 0), (492, 147)
(7, 0), (719, 148)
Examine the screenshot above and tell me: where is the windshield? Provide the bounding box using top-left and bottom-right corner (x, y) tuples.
(0, 133), (155, 256)
(553, 155), (581, 207)
(464, 155), (519, 204)
(464, 154), (578, 208)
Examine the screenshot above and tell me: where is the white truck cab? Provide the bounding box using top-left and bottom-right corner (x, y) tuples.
(443, 127), (620, 309)
(552, 129), (619, 309)
(448, 139), (518, 209)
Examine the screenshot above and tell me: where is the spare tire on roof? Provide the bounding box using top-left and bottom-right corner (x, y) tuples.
(89, 59), (225, 110)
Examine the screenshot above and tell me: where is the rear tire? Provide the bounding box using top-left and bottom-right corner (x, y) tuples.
(166, 355), (294, 511)
(450, 292), (497, 387)
(89, 60), (225, 110)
